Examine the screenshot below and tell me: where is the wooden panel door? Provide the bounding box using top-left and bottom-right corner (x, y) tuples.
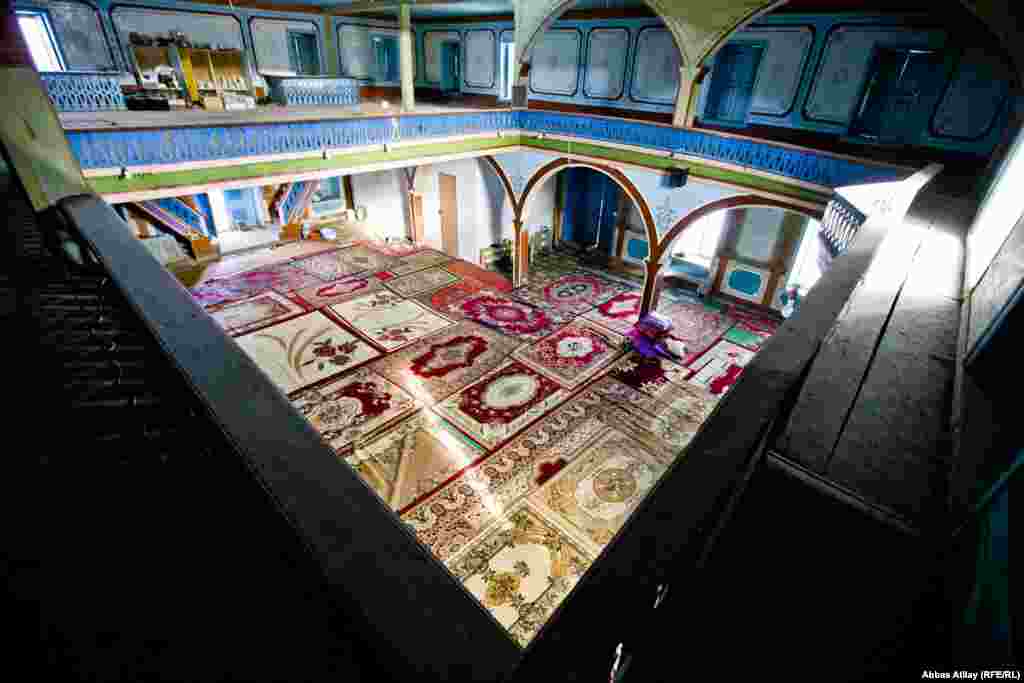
(409, 192), (424, 243)
(438, 173), (459, 257)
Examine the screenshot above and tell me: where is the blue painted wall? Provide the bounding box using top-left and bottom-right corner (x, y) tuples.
(14, 0), (331, 80)
(695, 12), (1018, 155)
(412, 21), (513, 99)
(561, 167), (619, 255)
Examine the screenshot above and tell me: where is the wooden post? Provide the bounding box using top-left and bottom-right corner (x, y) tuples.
(512, 219), (526, 287)
(613, 192), (629, 268)
(343, 175), (355, 211)
(639, 257), (662, 315)
(399, 5), (416, 112)
(552, 172), (564, 247)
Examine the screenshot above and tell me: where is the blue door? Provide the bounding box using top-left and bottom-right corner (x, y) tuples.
(373, 36), (399, 82)
(705, 42), (765, 125)
(560, 168), (620, 257)
(440, 42), (460, 93)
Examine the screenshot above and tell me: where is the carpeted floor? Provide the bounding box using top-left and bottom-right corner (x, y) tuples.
(188, 240), (781, 648)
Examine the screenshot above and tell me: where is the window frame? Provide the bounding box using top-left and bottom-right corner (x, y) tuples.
(16, 9), (67, 72)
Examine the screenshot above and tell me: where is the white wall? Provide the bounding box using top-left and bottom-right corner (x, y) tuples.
(206, 189), (232, 234)
(415, 158), (518, 263)
(349, 170), (409, 241)
(734, 208), (785, 263)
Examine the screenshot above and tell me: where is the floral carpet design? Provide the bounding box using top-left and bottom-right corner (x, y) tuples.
(383, 266), (460, 297)
(330, 291), (455, 350)
(191, 263), (326, 306)
(290, 368), (417, 453)
(193, 242), (782, 648)
(207, 290), (303, 336)
(373, 321), (521, 403)
(513, 321), (624, 388)
(581, 291), (643, 334)
(290, 274), (387, 308)
(448, 293), (560, 342)
(512, 272), (633, 317)
(449, 501), (592, 648)
(347, 410), (487, 512)
(435, 361), (568, 449)
(234, 312), (381, 394)
(528, 429), (666, 552)
(656, 300), (736, 364)
(388, 248), (452, 275)
(296, 245), (398, 280)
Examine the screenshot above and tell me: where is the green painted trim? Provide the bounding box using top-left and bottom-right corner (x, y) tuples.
(322, 16), (340, 77)
(89, 137), (523, 194)
(90, 133), (830, 205)
(522, 138), (830, 205)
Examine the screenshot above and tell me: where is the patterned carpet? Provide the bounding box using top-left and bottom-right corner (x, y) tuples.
(189, 240), (780, 647)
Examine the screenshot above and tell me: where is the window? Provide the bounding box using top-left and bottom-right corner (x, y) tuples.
(786, 218), (824, 294)
(500, 41), (516, 101)
(673, 211), (727, 266)
(372, 36), (399, 83)
(17, 12), (64, 72)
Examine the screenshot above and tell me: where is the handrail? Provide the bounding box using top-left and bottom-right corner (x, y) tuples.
(511, 163), (943, 680)
(55, 194), (520, 681)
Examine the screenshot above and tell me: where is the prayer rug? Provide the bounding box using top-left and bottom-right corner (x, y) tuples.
(656, 300), (735, 364)
(190, 263), (325, 306)
(445, 292), (561, 342)
(433, 361), (568, 450)
(512, 271), (635, 318)
(289, 274), (387, 309)
(383, 267), (460, 297)
(448, 500), (592, 648)
(388, 249), (452, 275)
(527, 429), (666, 553)
(291, 367), (417, 453)
(608, 352), (690, 401)
(235, 311), (381, 394)
(581, 291), (643, 334)
(347, 410), (487, 512)
(373, 321), (521, 403)
(294, 245), (397, 281)
(206, 290), (303, 336)
(330, 291), (455, 350)
(442, 260), (513, 292)
(512, 320), (624, 388)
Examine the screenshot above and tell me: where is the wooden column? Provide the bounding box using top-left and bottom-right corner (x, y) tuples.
(513, 219), (527, 287)
(639, 257), (662, 315)
(399, 5), (416, 112)
(343, 175), (355, 211)
(612, 192), (629, 267)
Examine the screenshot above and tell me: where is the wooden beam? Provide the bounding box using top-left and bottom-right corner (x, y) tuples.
(342, 175), (355, 211)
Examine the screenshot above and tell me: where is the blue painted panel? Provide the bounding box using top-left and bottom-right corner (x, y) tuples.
(561, 167), (619, 255)
(39, 72), (125, 112)
(698, 12), (1013, 156)
(705, 42), (764, 125)
(727, 269), (763, 296)
(626, 238), (649, 260)
(67, 110), (907, 189)
(666, 259), (708, 280)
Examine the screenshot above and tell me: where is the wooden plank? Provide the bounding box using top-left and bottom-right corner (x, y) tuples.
(778, 173), (943, 472)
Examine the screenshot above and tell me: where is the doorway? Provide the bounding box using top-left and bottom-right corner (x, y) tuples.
(440, 41), (460, 95)
(438, 173), (459, 257)
(287, 31), (320, 75)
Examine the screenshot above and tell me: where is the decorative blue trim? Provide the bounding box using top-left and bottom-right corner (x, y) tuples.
(265, 76), (360, 106)
(39, 72), (126, 112)
(152, 196), (208, 236)
(65, 109), (906, 188)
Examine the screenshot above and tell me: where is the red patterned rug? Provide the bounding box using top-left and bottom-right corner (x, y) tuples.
(512, 272), (635, 318)
(444, 260), (512, 292)
(191, 264), (326, 307)
(581, 291), (643, 334)
(513, 320), (624, 387)
(448, 293), (560, 341)
(658, 300), (736, 365)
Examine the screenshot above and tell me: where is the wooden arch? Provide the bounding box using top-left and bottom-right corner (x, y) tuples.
(653, 194), (823, 264)
(516, 157), (658, 287)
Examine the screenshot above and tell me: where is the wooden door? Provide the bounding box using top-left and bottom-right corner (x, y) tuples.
(438, 173), (459, 257)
